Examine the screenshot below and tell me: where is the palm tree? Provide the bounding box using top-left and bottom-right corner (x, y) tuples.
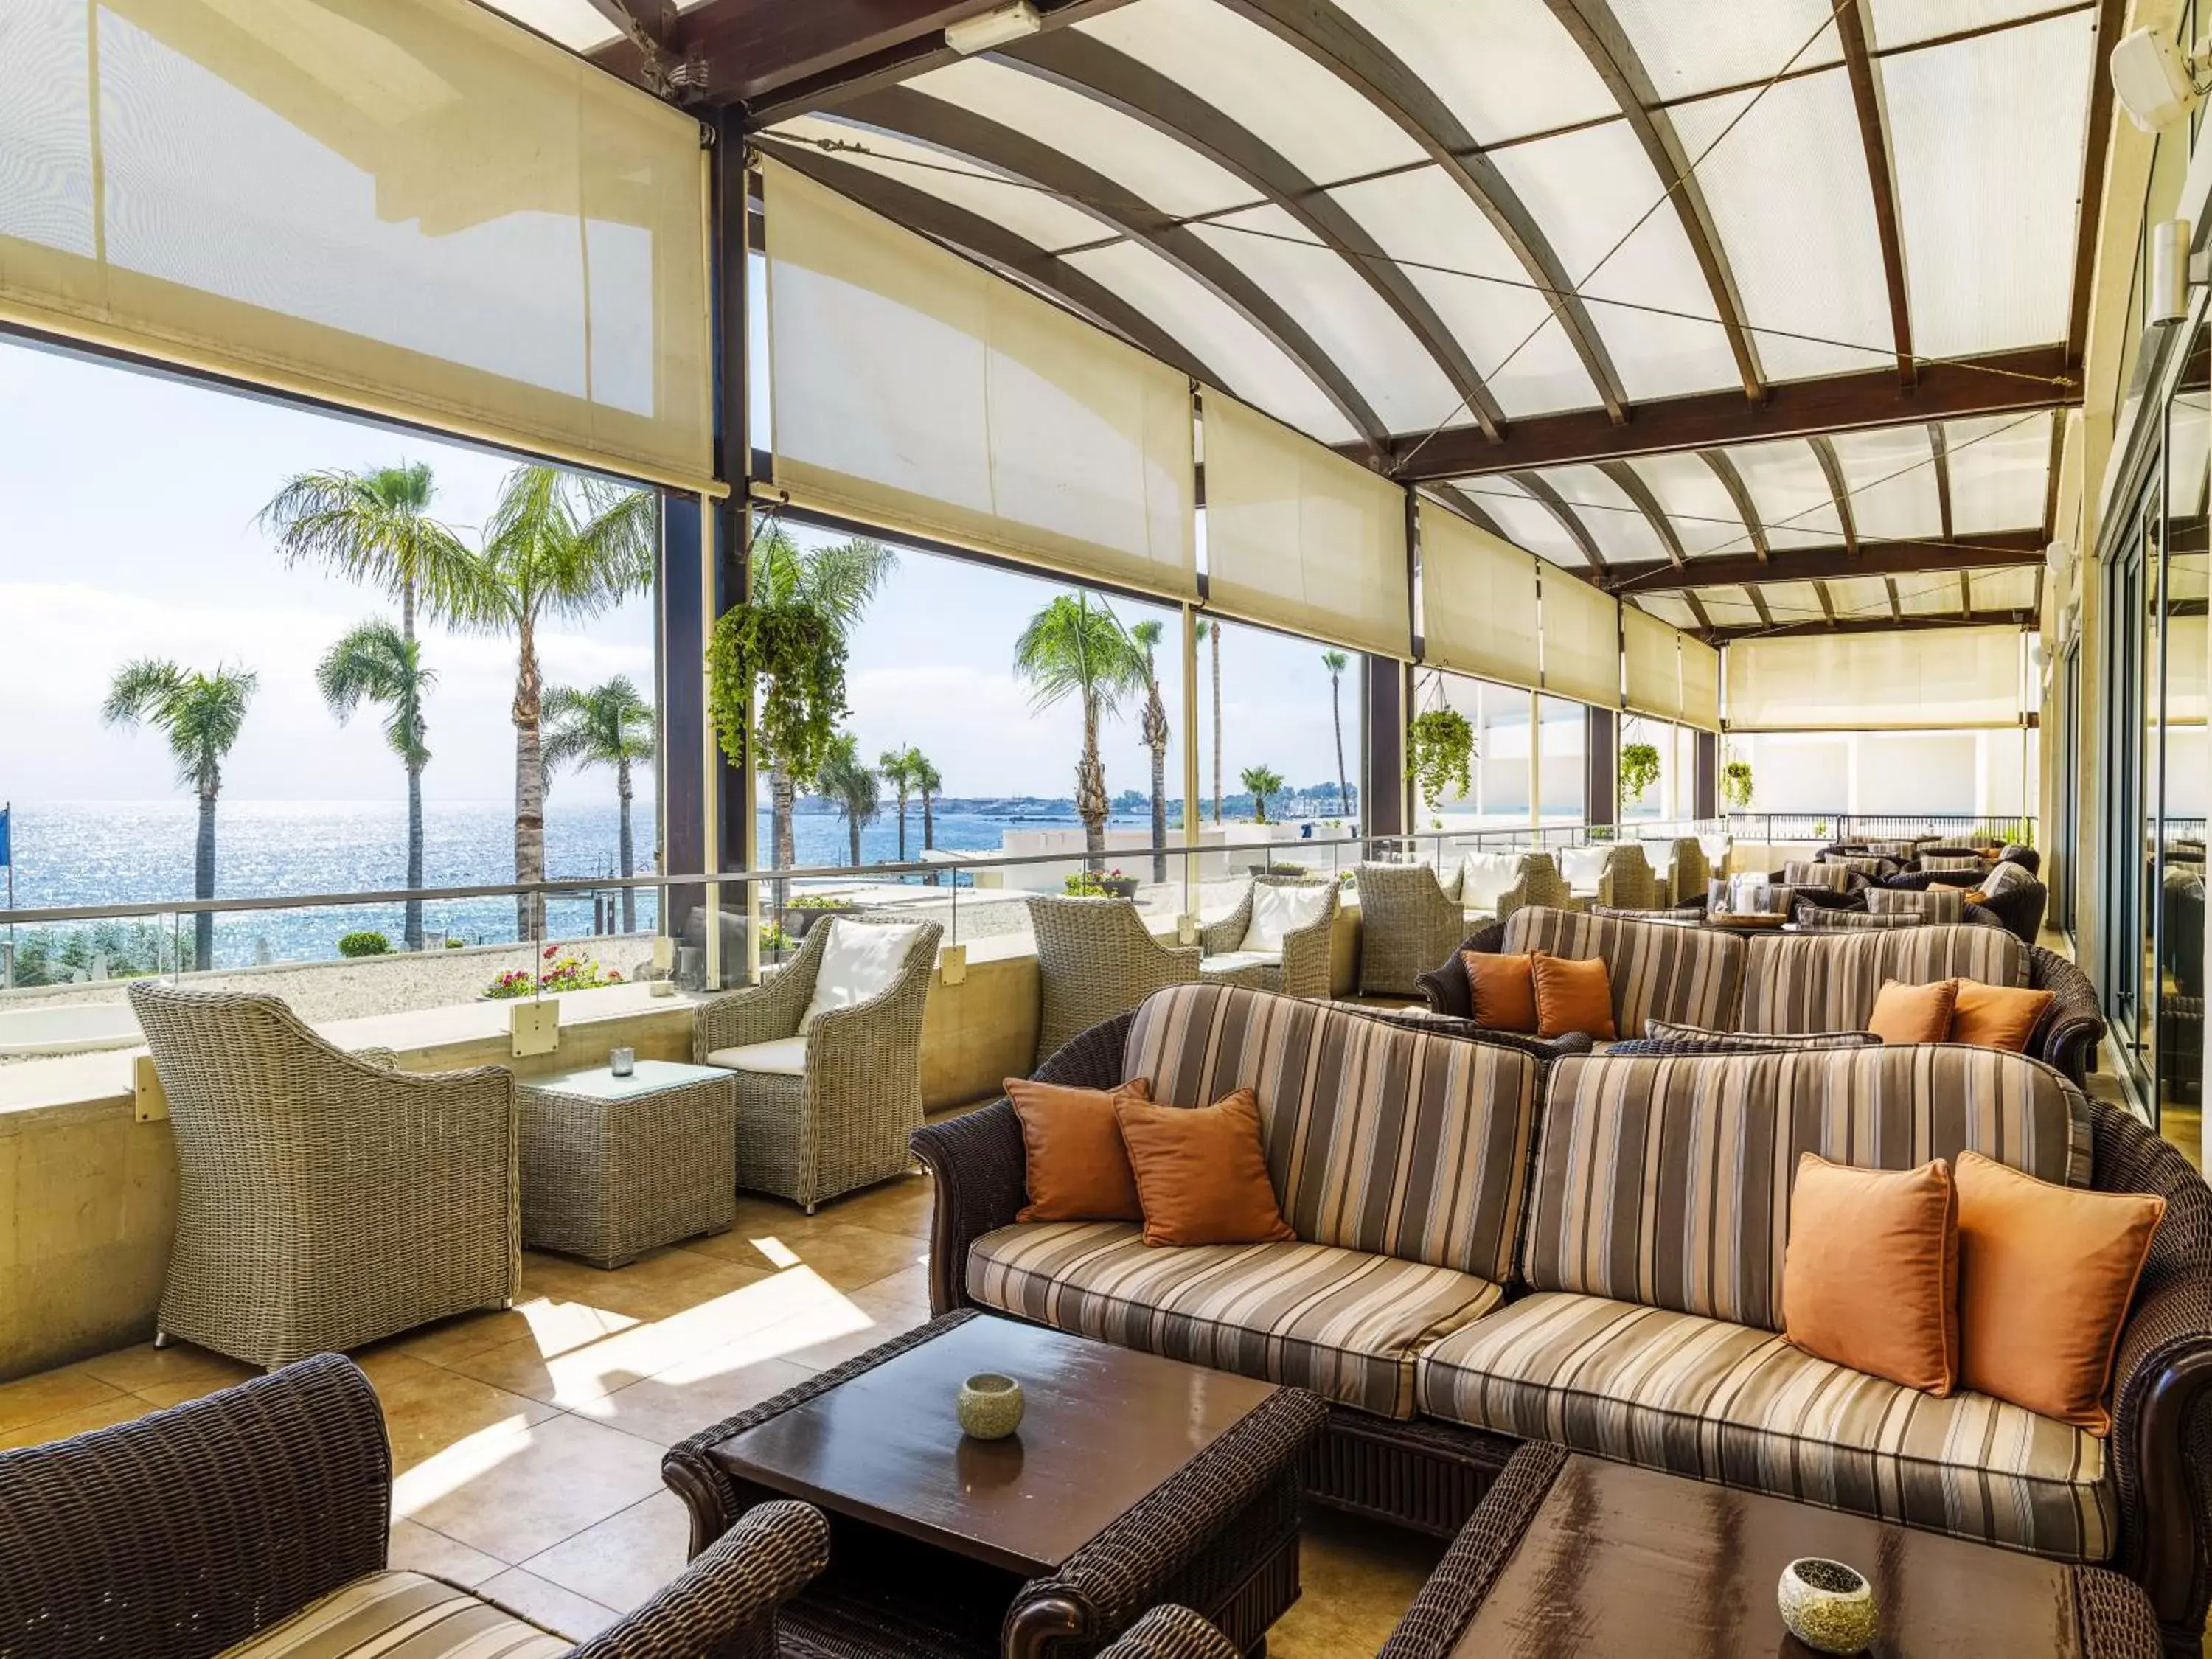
(750, 527), (897, 873)
(460, 466), (655, 936)
(912, 749), (944, 883)
(1321, 650), (1352, 824)
(1015, 592), (1147, 866)
(102, 659), (257, 973)
(1241, 764), (1285, 827)
(1196, 617), (1223, 824)
(543, 676), (656, 933)
(816, 734), (880, 866)
(1129, 621), (1172, 883)
(260, 462), (476, 643)
(316, 621), (435, 949)
(879, 745), (919, 863)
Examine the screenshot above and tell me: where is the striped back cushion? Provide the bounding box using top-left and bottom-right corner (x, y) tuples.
(1864, 839), (1918, 861)
(1868, 885), (1966, 921)
(1822, 854), (1894, 879)
(1502, 906), (1746, 1035)
(1520, 1047), (2093, 1329)
(1922, 854), (1986, 872)
(1783, 860), (1852, 891)
(1738, 925), (2028, 1034)
(1124, 983), (1539, 1281)
(1792, 905), (1923, 930)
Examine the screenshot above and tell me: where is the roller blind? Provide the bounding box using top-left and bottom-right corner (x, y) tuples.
(1540, 572), (1620, 709)
(1681, 635), (1722, 731)
(764, 159), (1197, 602)
(1725, 627), (2027, 731)
(1621, 605), (1682, 720)
(1203, 392), (1410, 657)
(2171, 612), (2208, 726)
(0, 0), (712, 488)
(1419, 502), (1541, 691)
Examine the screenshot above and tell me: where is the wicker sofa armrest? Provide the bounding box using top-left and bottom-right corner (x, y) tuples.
(567, 1499), (828, 1659)
(1276, 904), (1338, 1000)
(2028, 946), (2101, 1085)
(0, 1354), (389, 1659)
(1417, 924), (1506, 1018)
(1096, 1606), (1242, 1659)
(1377, 1441), (1568, 1659)
(692, 925), (827, 1057)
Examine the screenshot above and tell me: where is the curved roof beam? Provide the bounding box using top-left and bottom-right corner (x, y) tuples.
(995, 29), (1506, 439)
(1836, 0), (1914, 387)
(1543, 0), (1764, 404)
(1512, 471), (1607, 575)
(1808, 435), (1860, 554)
(1215, 0), (1629, 426)
(1697, 449), (1769, 562)
(1597, 459), (1685, 566)
(831, 86), (1391, 453)
(1427, 484), (1509, 538)
(754, 138), (1223, 386)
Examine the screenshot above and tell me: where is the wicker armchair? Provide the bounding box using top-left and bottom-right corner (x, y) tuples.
(0, 1354), (828, 1659)
(1646, 836), (1708, 907)
(127, 982), (516, 1371)
(1353, 863), (1468, 996)
(1455, 850), (1569, 922)
(696, 915), (942, 1211)
(1027, 894), (1199, 1065)
(1557, 843), (1655, 910)
(1200, 876), (1339, 999)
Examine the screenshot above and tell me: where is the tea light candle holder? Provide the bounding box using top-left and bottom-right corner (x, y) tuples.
(1777, 1557), (1877, 1655)
(609, 1047), (636, 1077)
(956, 1373), (1023, 1439)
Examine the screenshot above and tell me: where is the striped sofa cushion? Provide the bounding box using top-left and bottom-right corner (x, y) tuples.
(1821, 854), (1895, 879)
(217, 1571), (567, 1658)
(1500, 906), (1746, 1040)
(1868, 885), (1966, 921)
(968, 1222), (1500, 1418)
(1738, 924), (2027, 1033)
(1923, 854), (1987, 872)
(1792, 905), (1924, 930)
(1643, 1019), (1879, 1050)
(1124, 984), (1538, 1280)
(1518, 1046), (2091, 1329)
(1414, 1293), (2114, 1561)
(1862, 839), (1919, 861)
(1783, 860), (1853, 891)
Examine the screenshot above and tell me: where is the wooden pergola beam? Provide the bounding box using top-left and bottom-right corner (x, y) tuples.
(1837, 0), (1915, 387)
(1512, 472), (1607, 574)
(1599, 459), (1686, 565)
(1599, 526), (2048, 591)
(1808, 435), (1859, 553)
(1705, 609), (2035, 643)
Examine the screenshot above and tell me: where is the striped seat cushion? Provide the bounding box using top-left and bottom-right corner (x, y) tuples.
(1519, 1047), (2091, 1329)
(1414, 1293), (2114, 1562)
(1739, 924), (2027, 1034)
(1124, 984), (1537, 1280)
(1641, 1019), (1879, 1050)
(1792, 905), (1923, 930)
(218, 1572), (568, 1658)
(968, 1222), (1500, 1418)
(1922, 854), (1987, 872)
(1500, 907), (1745, 1040)
(1782, 860), (1852, 891)
(1821, 854), (1895, 879)
(1868, 885), (1966, 921)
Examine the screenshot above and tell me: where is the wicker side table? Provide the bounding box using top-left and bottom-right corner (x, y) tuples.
(518, 1060), (737, 1268)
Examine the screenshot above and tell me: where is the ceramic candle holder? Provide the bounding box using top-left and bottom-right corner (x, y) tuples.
(956, 1373), (1023, 1440)
(1776, 1557), (1877, 1655)
(609, 1047), (635, 1077)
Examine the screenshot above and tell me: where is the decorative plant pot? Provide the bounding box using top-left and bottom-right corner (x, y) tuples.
(956, 1373), (1023, 1440)
(1098, 878), (1138, 900)
(1776, 1557), (1877, 1655)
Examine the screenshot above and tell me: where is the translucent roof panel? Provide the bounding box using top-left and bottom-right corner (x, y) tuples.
(1753, 581), (1827, 627)
(1829, 425), (1941, 540)
(1329, 167), (1600, 416)
(1607, 0), (1843, 100)
(1332, 0), (1620, 146)
(1190, 204), (1460, 431)
(473, 0), (621, 51)
(1669, 71), (1896, 383)
(1067, 241), (1356, 444)
(1697, 589), (1764, 627)
(1727, 437), (1846, 548)
(1826, 574), (1898, 621)
(2173, 390), (2212, 519)
(1532, 465), (1669, 566)
(769, 117), (1106, 251)
(905, 60), (1254, 221)
(1466, 476), (1590, 571)
(1971, 565), (2042, 611)
(1947, 410), (2053, 533)
(1077, 0), (1427, 185)
(1632, 591), (1700, 630)
(1630, 451), (1756, 557)
(1882, 15), (2094, 357)
(1898, 572), (1966, 617)
(1868, 0), (2074, 50)
(1492, 122), (1739, 401)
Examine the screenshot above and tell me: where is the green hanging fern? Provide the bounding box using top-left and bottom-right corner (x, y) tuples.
(1720, 758), (1754, 810)
(1405, 707), (1475, 805)
(706, 601), (849, 787)
(1618, 741), (1661, 807)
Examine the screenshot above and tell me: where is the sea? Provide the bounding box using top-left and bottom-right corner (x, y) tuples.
(0, 797), (1130, 970)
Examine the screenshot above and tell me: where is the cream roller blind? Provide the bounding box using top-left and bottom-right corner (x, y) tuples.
(2169, 612), (2208, 726)
(1725, 627), (2027, 731)
(765, 160), (1196, 601)
(0, 0), (712, 488)
(1419, 503), (1541, 691)
(1203, 392), (1409, 657)
(1621, 605), (1682, 720)
(1681, 635), (1721, 731)
(1540, 572), (1621, 709)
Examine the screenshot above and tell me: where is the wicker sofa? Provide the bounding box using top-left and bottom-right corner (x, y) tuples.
(1417, 905), (2101, 1084)
(913, 984), (2212, 1656)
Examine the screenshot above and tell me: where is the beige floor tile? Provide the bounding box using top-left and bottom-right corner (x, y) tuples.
(364, 1350), (560, 1476)
(757, 1266), (934, 1373)
(388, 1517), (507, 1588)
(394, 1410), (669, 1563)
(133, 1373), (262, 1411)
(521, 1489), (692, 1614)
(752, 1222), (927, 1293)
(0, 1395), (152, 1450)
(0, 1366), (125, 1434)
(1270, 1506), (1441, 1659)
(814, 1174), (934, 1237)
(71, 1340), (256, 1394)
(520, 1247), (776, 1322)
(389, 1298), (642, 1368)
(477, 1566), (621, 1644)
(584, 1350), (818, 1448)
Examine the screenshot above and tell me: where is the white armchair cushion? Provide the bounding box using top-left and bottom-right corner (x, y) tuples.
(1698, 833), (1731, 863)
(1559, 846), (1611, 893)
(1238, 881), (1332, 953)
(1203, 948), (1279, 975)
(799, 919), (925, 1031)
(1460, 852), (1525, 912)
(706, 1037), (808, 1075)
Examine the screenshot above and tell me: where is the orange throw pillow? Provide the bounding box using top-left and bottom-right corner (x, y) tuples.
(1462, 950), (1537, 1032)
(1783, 1153), (1958, 1394)
(1006, 1076), (1153, 1223)
(1113, 1088), (1295, 1248)
(1949, 981), (2056, 1053)
(1530, 953), (1616, 1040)
(1955, 1152), (2166, 1433)
(1868, 978), (1958, 1044)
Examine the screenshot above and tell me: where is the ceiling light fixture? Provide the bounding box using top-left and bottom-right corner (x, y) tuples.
(945, 1), (1042, 55)
(2110, 28), (2209, 133)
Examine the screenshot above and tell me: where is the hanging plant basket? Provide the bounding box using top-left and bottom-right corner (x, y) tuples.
(1405, 707), (1475, 807)
(1618, 741), (1661, 807)
(706, 600), (848, 785)
(1721, 759), (1754, 811)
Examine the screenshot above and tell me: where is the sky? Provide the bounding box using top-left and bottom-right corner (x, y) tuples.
(0, 338), (1357, 810)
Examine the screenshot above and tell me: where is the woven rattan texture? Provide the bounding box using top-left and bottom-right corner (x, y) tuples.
(519, 1069), (737, 1267)
(1029, 897), (1200, 1065)
(1374, 1441), (1568, 1659)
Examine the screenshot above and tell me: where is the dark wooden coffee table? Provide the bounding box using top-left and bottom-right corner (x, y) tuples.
(1393, 1444), (2163, 1658)
(662, 1310), (1326, 1658)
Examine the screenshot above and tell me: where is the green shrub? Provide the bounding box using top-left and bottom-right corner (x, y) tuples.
(337, 931), (392, 958)
(444, 936), (465, 948)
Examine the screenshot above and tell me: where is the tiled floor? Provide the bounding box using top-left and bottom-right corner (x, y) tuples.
(0, 1161), (1433, 1654)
